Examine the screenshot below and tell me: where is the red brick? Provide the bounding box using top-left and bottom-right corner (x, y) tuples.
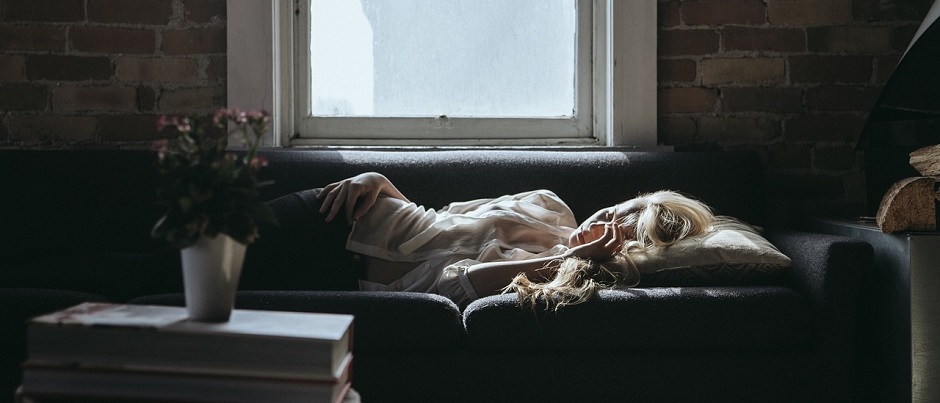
(722, 27), (805, 52)
(115, 57), (199, 83)
(854, 0), (933, 22)
(99, 114), (162, 141)
(53, 86), (137, 112)
(0, 25), (67, 51)
(681, 1), (766, 26)
(658, 1), (681, 28)
(875, 56), (901, 83)
(4, 0), (84, 22)
(88, 0), (173, 25)
(807, 27), (891, 53)
(0, 55), (25, 81)
(767, 174), (846, 201)
(729, 144), (771, 166)
(784, 114), (865, 142)
(7, 114), (97, 142)
(206, 56), (227, 83)
(790, 56), (872, 84)
(722, 87), (802, 113)
(0, 83), (47, 111)
(814, 145), (858, 170)
(658, 59), (697, 83)
(659, 87), (717, 114)
(701, 58), (785, 85)
(892, 25), (919, 52)
(805, 86), (880, 112)
(158, 87), (225, 112)
(659, 29), (719, 56)
(139, 87), (157, 112)
(162, 28), (226, 55)
(699, 116), (780, 142)
(769, 143), (812, 169)
(767, 0), (852, 26)
(183, 0), (226, 23)
(26, 55), (112, 81)
(657, 117), (697, 146)
(71, 27), (156, 54)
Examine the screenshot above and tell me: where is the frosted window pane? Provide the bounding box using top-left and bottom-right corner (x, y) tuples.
(310, 0), (577, 118)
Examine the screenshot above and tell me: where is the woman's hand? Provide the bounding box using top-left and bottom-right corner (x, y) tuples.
(567, 222), (625, 261)
(466, 222), (623, 297)
(316, 172), (409, 223)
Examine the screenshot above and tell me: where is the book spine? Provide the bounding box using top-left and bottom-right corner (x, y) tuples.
(20, 353), (353, 403)
(27, 325), (349, 381)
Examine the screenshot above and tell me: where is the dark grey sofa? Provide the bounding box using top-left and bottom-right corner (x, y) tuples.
(0, 149), (871, 402)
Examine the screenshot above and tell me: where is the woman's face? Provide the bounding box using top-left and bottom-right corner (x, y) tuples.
(568, 197), (648, 247)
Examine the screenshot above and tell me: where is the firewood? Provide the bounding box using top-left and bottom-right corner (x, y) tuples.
(910, 144), (940, 177)
(876, 177), (937, 233)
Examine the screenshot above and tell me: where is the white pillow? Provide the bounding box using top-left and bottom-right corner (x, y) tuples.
(630, 217), (791, 286)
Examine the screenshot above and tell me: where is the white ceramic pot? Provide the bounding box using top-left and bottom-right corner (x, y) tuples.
(180, 234), (247, 322)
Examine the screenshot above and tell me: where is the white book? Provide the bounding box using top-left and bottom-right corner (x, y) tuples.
(27, 303), (353, 380)
(20, 352), (353, 403)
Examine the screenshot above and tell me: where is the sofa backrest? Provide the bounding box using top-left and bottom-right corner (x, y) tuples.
(257, 149), (767, 226)
(2, 150), (165, 258)
(0, 149), (766, 260)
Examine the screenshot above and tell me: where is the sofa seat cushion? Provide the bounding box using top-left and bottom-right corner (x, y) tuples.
(463, 287), (811, 351)
(130, 290), (465, 353)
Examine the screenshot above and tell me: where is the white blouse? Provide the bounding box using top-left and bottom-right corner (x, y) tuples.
(346, 190), (577, 307)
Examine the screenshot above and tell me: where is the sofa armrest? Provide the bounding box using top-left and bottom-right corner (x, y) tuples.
(768, 230), (870, 343)
(767, 230), (871, 398)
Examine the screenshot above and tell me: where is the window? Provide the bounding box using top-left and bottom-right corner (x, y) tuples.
(226, 1), (656, 147)
(308, 1), (578, 119)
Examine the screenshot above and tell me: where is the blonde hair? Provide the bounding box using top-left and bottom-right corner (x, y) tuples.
(633, 190), (716, 248)
(505, 190), (715, 310)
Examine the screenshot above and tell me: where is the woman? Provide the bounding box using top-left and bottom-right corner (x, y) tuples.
(308, 171), (716, 309)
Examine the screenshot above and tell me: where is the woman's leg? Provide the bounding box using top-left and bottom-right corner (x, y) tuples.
(241, 189), (362, 291)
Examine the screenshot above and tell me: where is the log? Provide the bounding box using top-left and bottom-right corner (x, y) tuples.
(876, 177), (938, 233)
(910, 144), (940, 177)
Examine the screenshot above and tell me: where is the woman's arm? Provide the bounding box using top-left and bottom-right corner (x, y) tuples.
(317, 172), (410, 223)
(466, 254), (569, 297)
(466, 222), (624, 297)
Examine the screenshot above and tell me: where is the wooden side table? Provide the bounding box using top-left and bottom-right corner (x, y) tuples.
(812, 219), (940, 403)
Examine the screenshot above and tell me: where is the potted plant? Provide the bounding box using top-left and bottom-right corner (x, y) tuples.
(151, 108), (277, 322)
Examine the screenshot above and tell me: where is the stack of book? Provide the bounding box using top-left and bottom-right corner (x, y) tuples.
(18, 302), (354, 403)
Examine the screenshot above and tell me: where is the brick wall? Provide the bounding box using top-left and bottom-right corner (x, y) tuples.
(0, 0), (225, 145)
(658, 0), (933, 222)
(0, 0), (934, 222)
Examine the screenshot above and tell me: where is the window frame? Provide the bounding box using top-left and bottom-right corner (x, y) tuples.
(226, 0), (657, 148)
(295, 0), (593, 146)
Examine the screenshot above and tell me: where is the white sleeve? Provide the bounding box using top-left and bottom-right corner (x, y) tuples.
(437, 259), (481, 308)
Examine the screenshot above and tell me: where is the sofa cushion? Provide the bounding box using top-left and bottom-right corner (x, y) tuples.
(463, 287), (811, 350)
(130, 290), (465, 353)
(634, 218), (791, 286)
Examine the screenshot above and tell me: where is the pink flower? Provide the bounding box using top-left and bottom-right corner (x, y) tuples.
(212, 108), (230, 127)
(247, 110), (270, 123)
(235, 110), (248, 124)
(156, 115), (178, 132)
(250, 155), (269, 169)
(176, 118), (192, 134)
(151, 139), (169, 160)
